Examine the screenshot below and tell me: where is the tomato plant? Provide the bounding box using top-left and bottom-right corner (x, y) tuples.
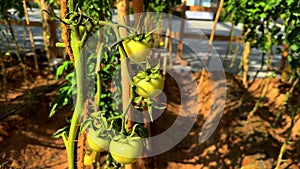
(109, 136), (143, 164)
(50, 0), (163, 168)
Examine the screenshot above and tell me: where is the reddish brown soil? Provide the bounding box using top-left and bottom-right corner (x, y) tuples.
(0, 61), (300, 169)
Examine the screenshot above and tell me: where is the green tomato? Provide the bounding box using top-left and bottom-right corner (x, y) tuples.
(109, 137), (143, 164)
(87, 129), (111, 152)
(83, 153), (93, 166)
(79, 25), (86, 38)
(133, 71), (164, 98)
(121, 39), (150, 62)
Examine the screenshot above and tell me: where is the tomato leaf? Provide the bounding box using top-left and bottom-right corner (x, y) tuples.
(134, 96), (143, 104)
(55, 61), (73, 80)
(99, 117), (108, 129)
(52, 126), (70, 138)
(287, 27), (300, 43)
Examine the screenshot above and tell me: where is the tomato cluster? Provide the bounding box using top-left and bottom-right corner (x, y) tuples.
(84, 34), (164, 166)
(119, 35), (164, 99)
(85, 117), (144, 165)
(87, 129), (143, 164)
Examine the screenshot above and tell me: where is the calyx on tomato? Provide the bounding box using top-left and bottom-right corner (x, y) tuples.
(87, 129), (111, 152)
(82, 116), (112, 152)
(109, 136), (143, 164)
(133, 67), (164, 98)
(120, 37), (150, 62)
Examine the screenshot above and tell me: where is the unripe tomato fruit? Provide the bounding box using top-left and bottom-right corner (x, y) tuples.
(83, 153), (93, 166)
(79, 25), (86, 38)
(109, 137), (143, 164)
(121, 39), (150, 62)
(87, 129), (111, 152)
(133, 71), (164, 98)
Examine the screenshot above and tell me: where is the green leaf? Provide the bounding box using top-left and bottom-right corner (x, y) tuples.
(99, 117), (108, 129)
(287, 27), (300, 43)
(134, 96), (143, 104)
(49, 84), (72, 118)
(290, 44), (299, 51)
(65, 116), (72, 123)
(49, 0), (55, 5)
(52, 126), (70, 138)
(65, 72), (74, 82)
(55, 61), (73, 79)
(49, 104), (58, 118)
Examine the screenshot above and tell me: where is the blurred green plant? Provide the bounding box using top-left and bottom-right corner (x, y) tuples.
(0, 0), (24, 18)
(146, 0), (181, 12)
(223, 0), (300, 167)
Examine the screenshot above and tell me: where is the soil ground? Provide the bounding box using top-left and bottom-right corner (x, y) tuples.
(0, 57), (299, 169)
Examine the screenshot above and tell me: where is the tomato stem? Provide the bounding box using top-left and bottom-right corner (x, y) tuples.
(95, 43), (104, 107)
(67, 40), (85, 169)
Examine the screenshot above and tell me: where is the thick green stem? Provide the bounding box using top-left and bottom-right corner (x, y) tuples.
(68, 0), (78, 12)
(64, 0), (84, 168)
(95, 42), (104, 107)
(67, 38), (85, 169)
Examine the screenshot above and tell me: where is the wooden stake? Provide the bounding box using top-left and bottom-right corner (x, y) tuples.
(117, 1), (133, 169)
(280, 44), (289, 71)
(133, 0), (144, 28)
(198, 0), (224, 94)
(177, 0), (187, 59)
(242, 41), (250, 89)
(23, 0), (39, 73)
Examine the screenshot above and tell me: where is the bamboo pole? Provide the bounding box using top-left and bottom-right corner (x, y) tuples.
(116, 1), (133, 169)
(242, 41), (250, 89)
(23, 0), (39, 73)
(198, 0), (224, 92)
(177, 0), (187, 59)
(6, 19), (31, 97)
(280, 44), (289, 71)
(0, 55), (8, 114)
(40, 0), (60, 60)
(223, 23), (235, 67)
(133, 0), (143, 28)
